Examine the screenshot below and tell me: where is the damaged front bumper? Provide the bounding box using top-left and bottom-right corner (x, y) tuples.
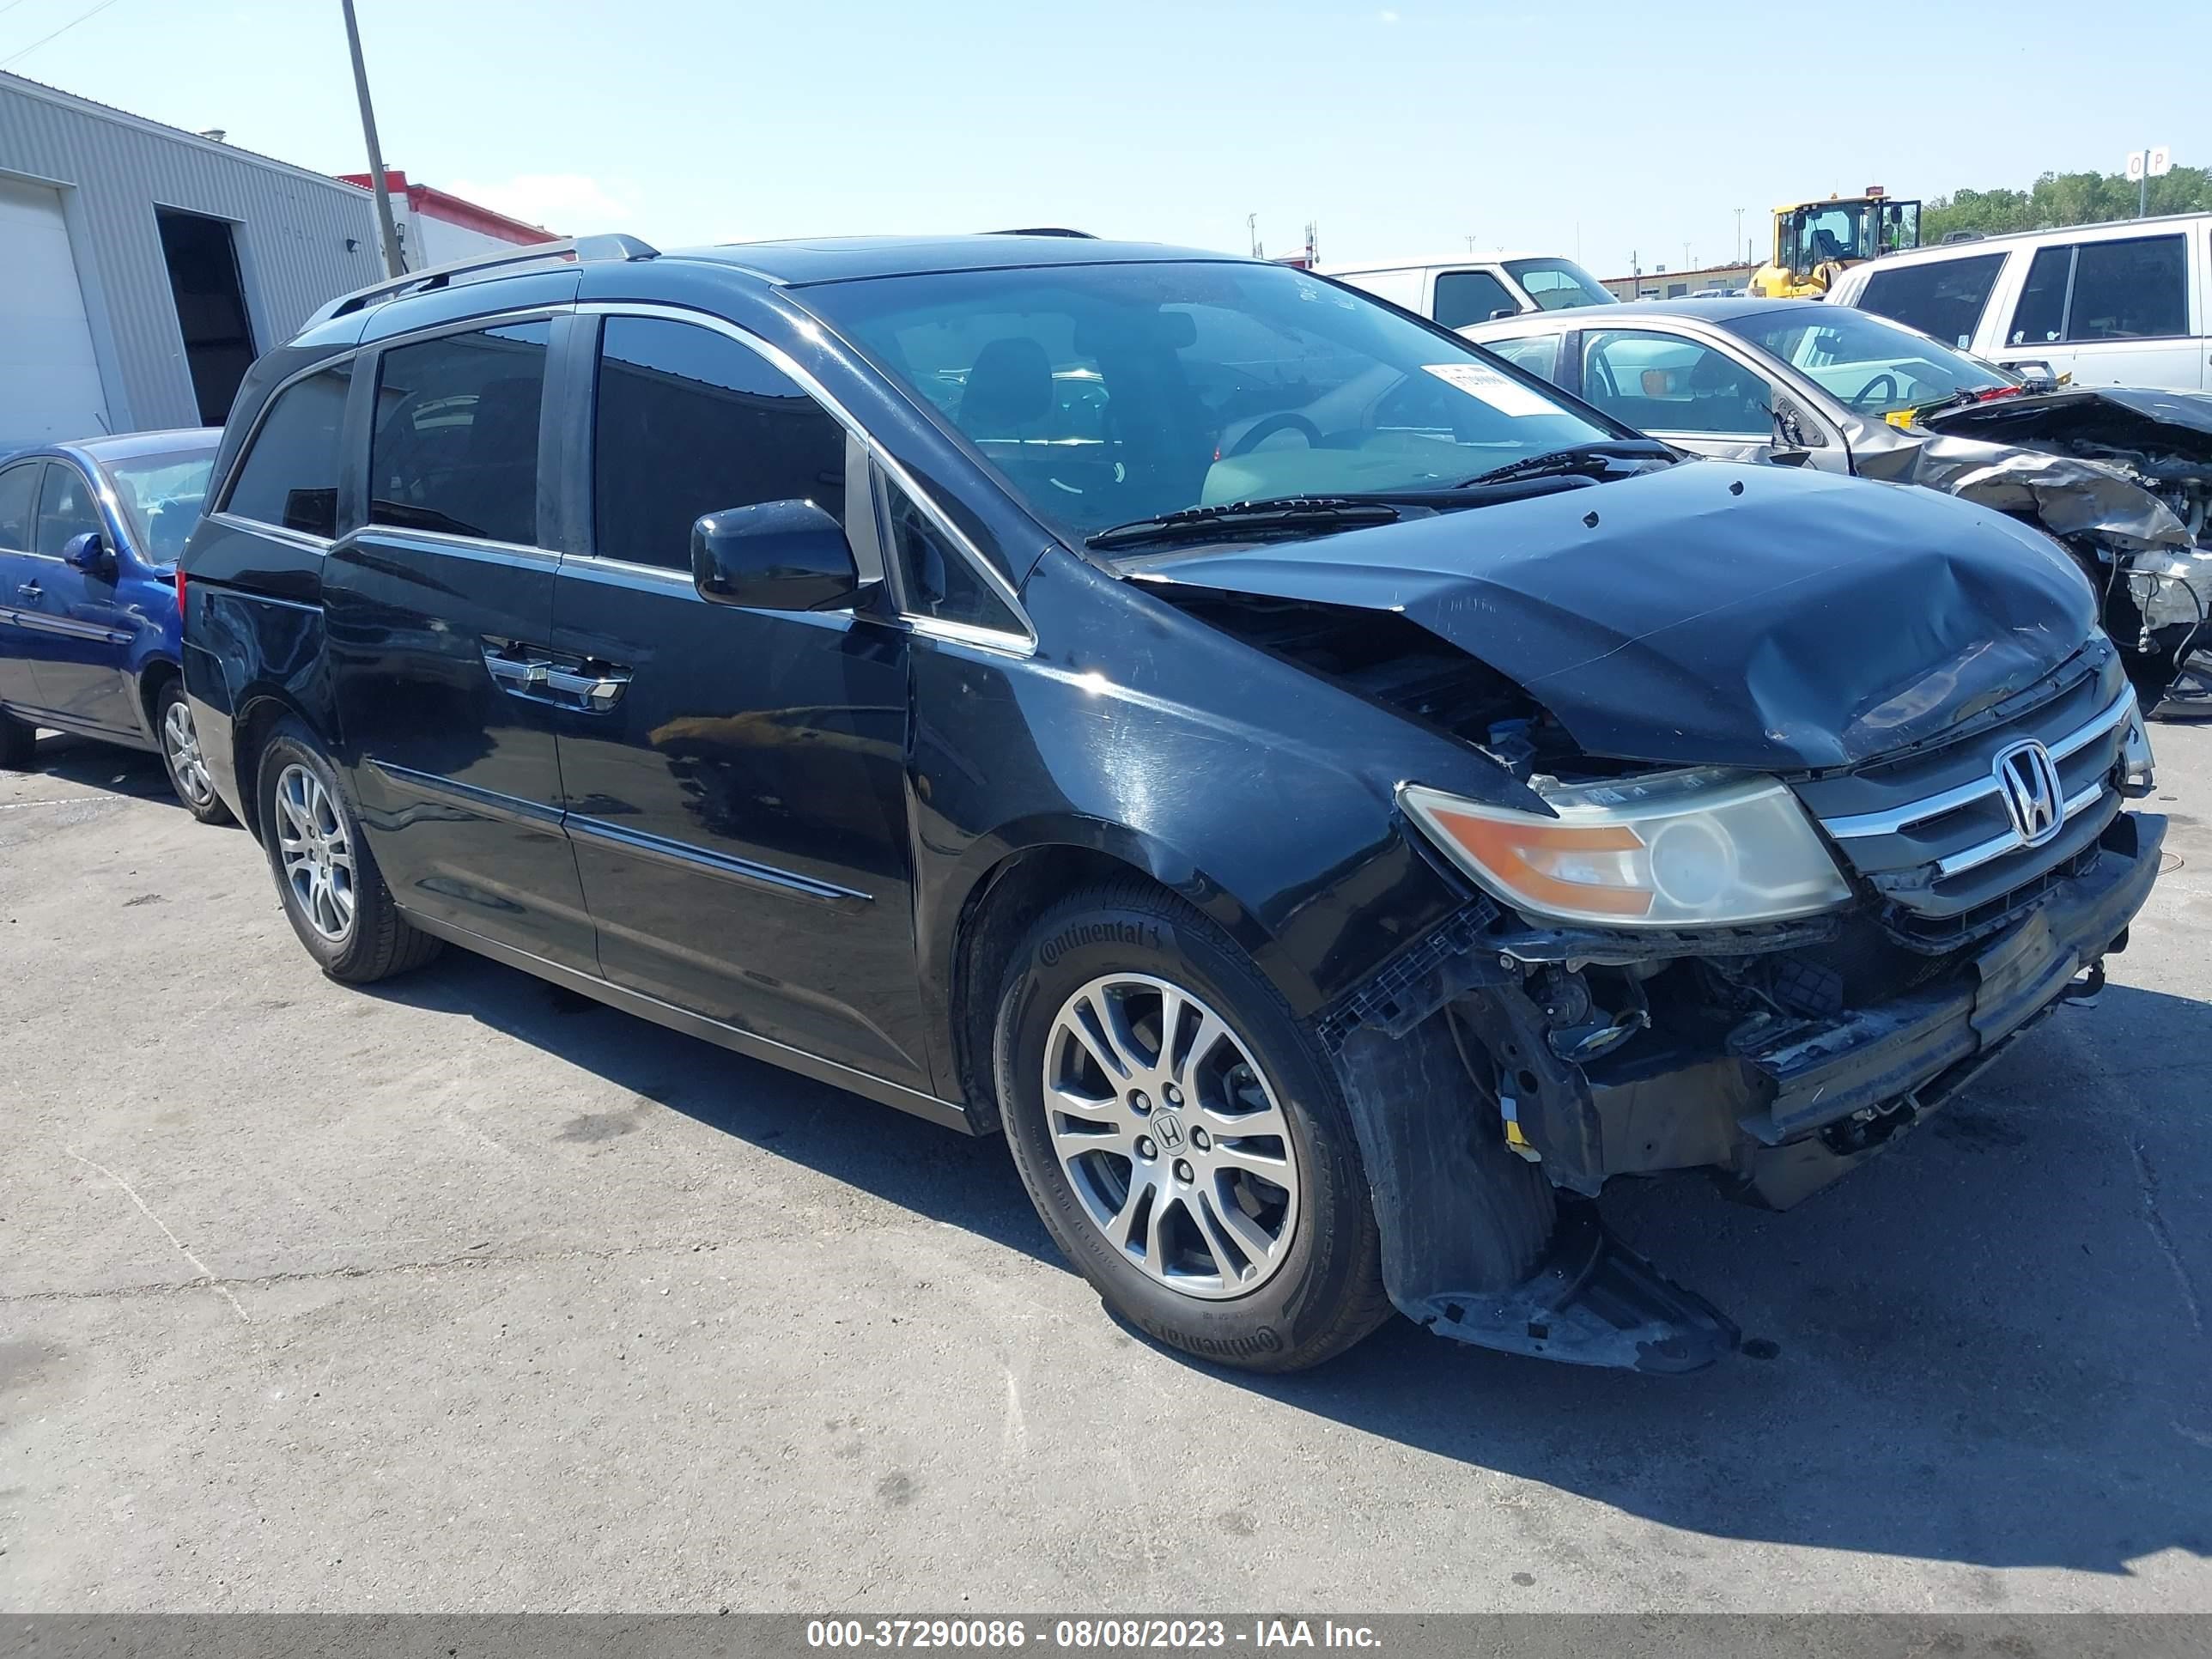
(1679, 809), (2165, 1208)
(1321, 811), (2166, 1375)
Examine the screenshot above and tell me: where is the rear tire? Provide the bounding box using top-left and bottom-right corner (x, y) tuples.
(255, 719), (440, 983)
(0, 708), (33, 770)
(993, 880), (1390, 1372)
(155, 679), (232, 824)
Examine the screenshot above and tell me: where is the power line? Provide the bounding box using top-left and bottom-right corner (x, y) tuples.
(1, 0), (127, 70)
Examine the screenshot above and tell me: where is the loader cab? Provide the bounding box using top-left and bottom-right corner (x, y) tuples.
(1754, 192), (1921, 298)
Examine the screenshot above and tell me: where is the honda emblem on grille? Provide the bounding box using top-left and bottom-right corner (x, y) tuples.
(1993, 739), (2064, 847)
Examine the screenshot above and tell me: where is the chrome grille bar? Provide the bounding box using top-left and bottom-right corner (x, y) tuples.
(1819, 685), (2136, 842)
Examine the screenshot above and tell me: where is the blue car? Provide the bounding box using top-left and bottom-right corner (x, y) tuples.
(0, 428), (229, 821)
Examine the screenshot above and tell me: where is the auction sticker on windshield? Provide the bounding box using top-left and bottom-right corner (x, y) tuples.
(1422, 362), (1557, 417)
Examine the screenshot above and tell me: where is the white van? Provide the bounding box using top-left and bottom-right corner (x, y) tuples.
(1322, 253), (1617, 328)
(1828, 213), (2210, 392)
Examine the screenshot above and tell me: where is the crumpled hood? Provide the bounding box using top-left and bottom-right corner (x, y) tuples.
(1133, 462), (2099, 771)
(1874, 385), (2212, 553)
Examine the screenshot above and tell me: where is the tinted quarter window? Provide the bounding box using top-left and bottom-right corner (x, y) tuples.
(2009, 246), (2070, 345)
(34, 465), (100, 556)
(1432, 270), (1516, 328)
(1858, 252), (2006, 348)
(371, 322), (550, 545)
(593, 317), (846, 569)
(225, 361), (353, 538)
(2068, 235), (2187, 340)
(884, 479), (1019, 634)
(0, 463), (36, 550)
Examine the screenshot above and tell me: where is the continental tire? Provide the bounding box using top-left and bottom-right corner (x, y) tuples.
(255, 719), (440, 984)
(994, 879), (1389, 1372)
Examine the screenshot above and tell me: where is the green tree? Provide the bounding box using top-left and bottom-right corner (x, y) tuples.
(1923, 166), (2212, 242)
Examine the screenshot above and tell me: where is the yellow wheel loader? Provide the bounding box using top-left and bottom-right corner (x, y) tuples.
(1750, 188), (1920, 299)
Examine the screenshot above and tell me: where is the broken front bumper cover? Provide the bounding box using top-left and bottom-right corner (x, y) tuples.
(1715, 810), (2165, 1206)
(1326, 812), (2165, 1375)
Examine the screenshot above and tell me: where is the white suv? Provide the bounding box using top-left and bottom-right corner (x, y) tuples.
(1322, 253), (1617, 328)
(1829, 213), (2210, 392)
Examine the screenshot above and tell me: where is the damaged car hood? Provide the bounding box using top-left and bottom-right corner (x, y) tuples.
(1877, 384), (2212, 550)
(1131, 462), (2098, 771)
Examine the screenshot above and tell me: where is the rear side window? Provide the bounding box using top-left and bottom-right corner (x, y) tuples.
(2069, 235), (2189, 339)
(34, 465), (100, 556)
(1432, 270), (1516, 329)
(225, 362), (353, 538)
(883, 479), (1020, 635)
(0, 463), (36, 550)
(1857, 252), (2006, 348)
(371, 322), (550, 546)
(2009, 235), (2191, 346)
(592, 316), (845, 569)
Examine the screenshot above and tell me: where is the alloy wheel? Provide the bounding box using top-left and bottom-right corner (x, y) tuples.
(1042, 973), (1302, 1299)
(161, 697), (216, 807)
(274, 763), (356, 942)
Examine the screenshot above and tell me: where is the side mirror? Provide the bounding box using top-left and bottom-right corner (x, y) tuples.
(62, 530), (112, 574)
(691, 499), (871, 612)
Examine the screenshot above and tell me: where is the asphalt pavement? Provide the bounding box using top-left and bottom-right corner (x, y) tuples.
(3, 724), (2209, 1613)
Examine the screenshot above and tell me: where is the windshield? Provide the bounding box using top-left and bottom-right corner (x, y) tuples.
(1721, 307), (2014, 417)
(100, 446), (216, 564)
(801, 260), (1612, 543)
(1502, 258), (1617, 311)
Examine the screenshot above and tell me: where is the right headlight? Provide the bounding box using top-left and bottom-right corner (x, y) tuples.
(1399, 769), (1853, 928)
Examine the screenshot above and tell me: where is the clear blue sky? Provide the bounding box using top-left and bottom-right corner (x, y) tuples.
(5, 0), (2206, 277)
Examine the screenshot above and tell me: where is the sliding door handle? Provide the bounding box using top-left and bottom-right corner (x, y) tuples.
(484, 653), (550, 695)
(544, 664), (630, 712)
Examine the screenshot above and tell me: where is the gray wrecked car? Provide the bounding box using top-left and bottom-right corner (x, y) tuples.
(1462, 299), (2212, 710)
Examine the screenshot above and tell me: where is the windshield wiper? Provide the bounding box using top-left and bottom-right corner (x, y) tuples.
(1453, 439), (1676, 488)
(1085, 495), (1403, 551)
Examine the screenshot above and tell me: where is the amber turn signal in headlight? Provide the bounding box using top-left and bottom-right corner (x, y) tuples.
(1398, 769), (1852, 928)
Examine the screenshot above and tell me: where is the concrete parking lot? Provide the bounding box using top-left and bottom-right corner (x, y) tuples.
(3, 726), (2209, 1613)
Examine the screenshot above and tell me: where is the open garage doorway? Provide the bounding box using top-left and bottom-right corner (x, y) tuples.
(156, 207), (256, 424)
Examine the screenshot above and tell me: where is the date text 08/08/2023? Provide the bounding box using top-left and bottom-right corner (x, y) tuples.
(805, 1619), (1384, 1650)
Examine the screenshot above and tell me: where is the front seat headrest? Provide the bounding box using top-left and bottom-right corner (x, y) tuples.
(958, 337), (1054, 435)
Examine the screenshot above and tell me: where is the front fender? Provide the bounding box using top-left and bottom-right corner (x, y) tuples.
(909, 550), (1496, 1058)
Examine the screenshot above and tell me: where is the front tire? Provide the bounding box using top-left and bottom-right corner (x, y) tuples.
(994, 881), (1389, 1372)
(155, 680), (232, 824)
(255, 719), (440, 983)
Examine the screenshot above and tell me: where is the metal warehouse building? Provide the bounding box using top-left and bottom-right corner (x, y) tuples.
(1, 70), (383, 449)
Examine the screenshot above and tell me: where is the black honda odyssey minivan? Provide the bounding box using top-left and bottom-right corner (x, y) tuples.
(180, 233), (2163, 1374)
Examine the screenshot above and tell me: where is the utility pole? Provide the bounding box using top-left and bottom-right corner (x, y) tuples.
(1247, 214), (1260, 258)
(342, 0), (405, 278)
(1734, 206), (1745, 267)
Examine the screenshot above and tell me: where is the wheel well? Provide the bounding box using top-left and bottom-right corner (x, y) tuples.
(949, 845), (1160, 1133)
(230, 696), (297, 845)
(136, 659), (180, 733)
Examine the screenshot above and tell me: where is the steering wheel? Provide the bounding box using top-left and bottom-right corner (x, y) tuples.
(1846, 373), (1900, 412)
(1225, 411), (1323, 458)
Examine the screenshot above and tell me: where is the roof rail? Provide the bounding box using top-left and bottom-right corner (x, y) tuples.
(305, 232), (661, 326)
(982, 227), (1097, 239)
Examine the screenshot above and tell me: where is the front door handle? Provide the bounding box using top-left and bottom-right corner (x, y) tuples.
(16, 581), (40, 602)
(544, 663), (631, 712)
